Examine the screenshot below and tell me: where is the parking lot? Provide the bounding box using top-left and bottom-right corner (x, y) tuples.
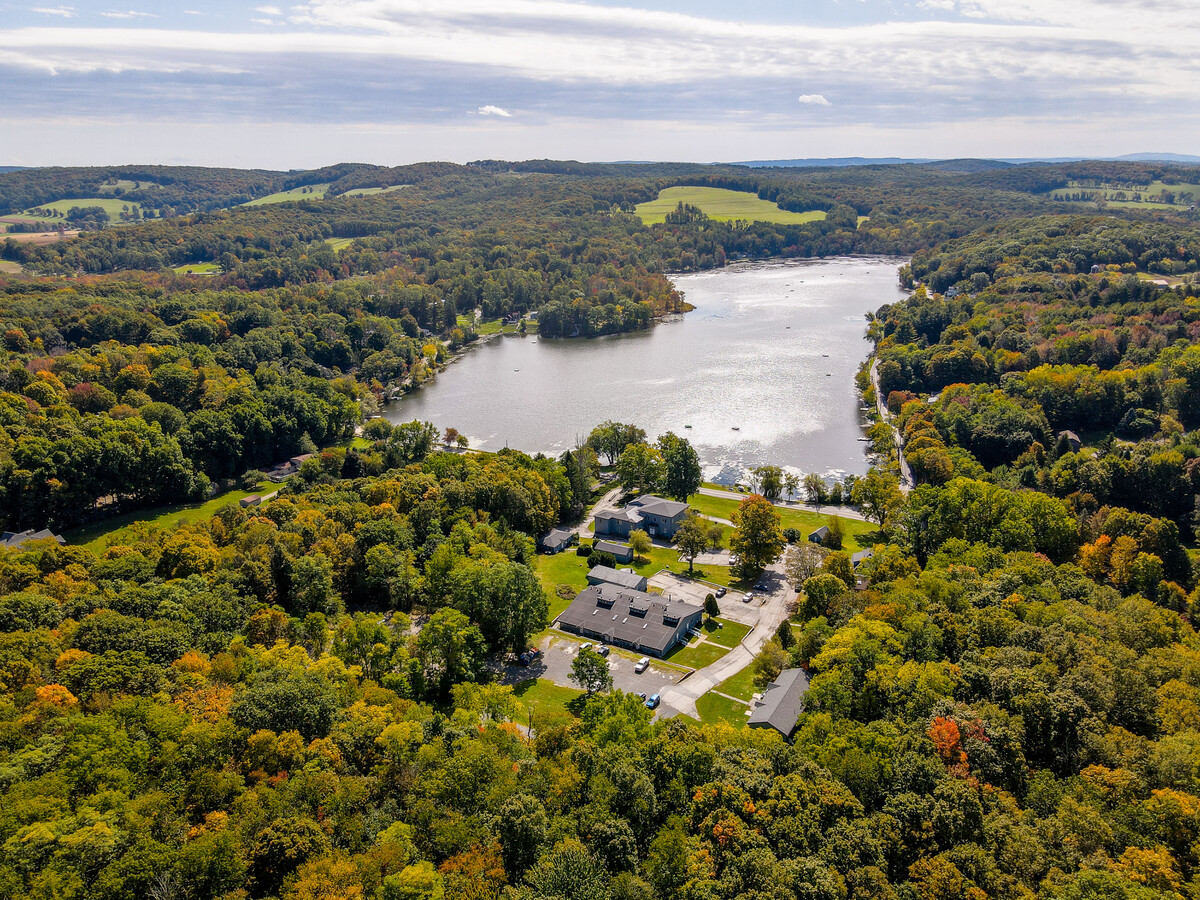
(496, 631), (681, 702)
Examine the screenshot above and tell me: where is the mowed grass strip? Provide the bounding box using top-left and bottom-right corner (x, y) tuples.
(635, 186), (827, 226)
(241, 184), (330, 206)
(65, 481), (275, 552)
(664, 641), (732, 670)
(512, 678), (582, 728)
(22, 197), (142, 218)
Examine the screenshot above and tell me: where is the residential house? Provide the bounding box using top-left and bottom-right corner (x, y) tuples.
(1057, 430), (1081, 453)
(0, 529), (65, 551)
(808, 525), (831, 545)
(594, 495), (690, 540)
(747, 667), (810, 741)
(555, 584), (703, 657)
(540, 528), (575, 554)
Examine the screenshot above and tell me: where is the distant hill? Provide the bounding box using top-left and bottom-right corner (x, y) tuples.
(738, 153), (1200, 168)
(0, 166), (28, 174)
(736, 157), (932, 168)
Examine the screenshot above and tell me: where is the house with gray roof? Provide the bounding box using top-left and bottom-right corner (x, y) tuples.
(808, 525), (831, 545)
(747, 667), (810, 740)
(851, 548), (874, 567)
(593, 540), (634, 563)
(555, 584), (703, 657)
(586, 566), (647, 592)
(541, 528), (575, 554)
(0, 529), (65, 551)
(594, 494), (690, 539)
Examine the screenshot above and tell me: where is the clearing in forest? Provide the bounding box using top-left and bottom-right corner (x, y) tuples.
(635, 186), (827, 226)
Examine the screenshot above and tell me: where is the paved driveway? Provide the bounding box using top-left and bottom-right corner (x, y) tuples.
(496, 632), (680, 700)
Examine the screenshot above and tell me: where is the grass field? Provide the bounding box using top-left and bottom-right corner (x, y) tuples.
(712, 666), (759, 701)
(241, 184), (329, 206)
(635, 187), (828, 226)
(695, 691), (750, 727)
(98, 179), (156, 194)
(1047, 179), (1199, 208)
(173, 262), (222, 275)
(65, 481), (275, 552)
(512, 678), (581, 728)
(325, 237), (357, 251)
(687, 492), (876, 552)
(665, 640), (733, 669)
(22, 197), (142, 218)
(703, 617), (751, 647)
(340, 185), (410, 198)
(0, 261), (22, 274)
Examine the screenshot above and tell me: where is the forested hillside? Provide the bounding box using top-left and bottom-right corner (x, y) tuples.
(3, 158), (1200, 899)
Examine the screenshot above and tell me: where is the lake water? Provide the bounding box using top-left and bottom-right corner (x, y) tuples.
(385, 256), (909, 483)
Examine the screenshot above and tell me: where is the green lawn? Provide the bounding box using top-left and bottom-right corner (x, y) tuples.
(0, 261), (22, 274)
(173, 262), (222, 275)
(687, 492), (876, 552)
(340, 185), (410, 198)
(664, 640), (732, 670)
(325, 237), (357, 251)
(241, 184), (329, 206)
(22, 197), (142, 218)
(695, 691), (750, 727)
(703, 617), (751, 647)
(713, 666), (760, 702)
(65, 481), (275, 552)
(636, 187), (828, 226)
(512, 678), (581, 728)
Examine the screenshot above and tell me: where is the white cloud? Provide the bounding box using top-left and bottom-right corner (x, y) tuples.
(477, 105), (512, 117)
(31, 6), (73, 16)
(256, 5), (283, 15)
(798, 94), (830, 106)
(101, 10), (154, 19)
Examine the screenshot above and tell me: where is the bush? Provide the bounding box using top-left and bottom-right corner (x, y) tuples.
(587, 551), (617, 569)
(783, 527), (801, 544)
(576, 542), (593, 557)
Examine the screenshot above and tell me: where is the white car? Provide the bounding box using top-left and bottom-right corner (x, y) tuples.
(742, 593), (754, 603)
(634, 657), (649, 673)
(579, 642), (593, 652)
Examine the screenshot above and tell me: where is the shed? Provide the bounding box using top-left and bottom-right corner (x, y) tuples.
(808, 526), (831, 545)
(586, 566), (648, 592)
(593, 540), (634, 563)
(541, 528), (574, 554)
(239, 495), (262, 508)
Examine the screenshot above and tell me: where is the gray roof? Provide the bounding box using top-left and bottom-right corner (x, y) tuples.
(594, 507), (642, 525)
(593, 540), (633, 558)
(0, 529), (65, 550)
(809, 526), (830, 539)
(851, 549), (874, 566)
(556, 584), (703, 655)
(748, 667), (809, 738)
(629, 495), (690, 518)
(586, 566), (646, 590)
(541, 528), (574, 550)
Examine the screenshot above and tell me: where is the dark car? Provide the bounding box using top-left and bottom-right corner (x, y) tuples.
(716, 587), (727, 597)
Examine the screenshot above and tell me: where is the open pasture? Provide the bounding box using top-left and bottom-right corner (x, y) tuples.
(22, 197), (142, 218)
(635, 186), (828, 226)
(241, 184), (330, 206)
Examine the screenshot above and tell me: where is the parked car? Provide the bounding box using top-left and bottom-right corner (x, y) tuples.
(742, 593), (754, 603)
(579, 642), (593, 652)
(716, 587), (727, 597)
(516, 647), (542, 666)
(635, 692), (647, 700)
(634, 657), (650, 673)
(596, 645), (610, 657)
(645, 694), (660, 709)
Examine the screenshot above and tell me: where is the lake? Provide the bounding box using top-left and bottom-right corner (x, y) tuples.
(384, 256), (909, 483)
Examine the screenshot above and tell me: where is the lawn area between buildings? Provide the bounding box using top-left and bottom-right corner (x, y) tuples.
(664, 640), (731, 670)
(687, 492), (877, 553)
(635, 186), (827, 227)
(65, 481), (275, 552)
(703, 617), (751, 647)
(712, 666), (760, 702)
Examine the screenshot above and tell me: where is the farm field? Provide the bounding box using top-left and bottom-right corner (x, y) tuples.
(98, 179), (157, 194)
(241, 184), (329, 206)
(0, 261), (22, 274)
(173, 262), (222, 275)
(21, 197), (142, 218)
(635, 186), (828, 226)
(339, 185), (409, 197)
(2, 230), (80, 245)
(1047, 179), (1199, 207)
(325, 237), (357, 251)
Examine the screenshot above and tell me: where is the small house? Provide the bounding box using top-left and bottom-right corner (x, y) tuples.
(239, 495), (262, 509)
(586, 566), (648, 592)
(851, 549), (874, 568)
(593, 540), (634, 563)
(808, 526), (831, 545)
(747, 667), (810, 741)
(0, 528), (65, 551)
(1056, 430), (1081, 454)
(540, 528), (574, 554)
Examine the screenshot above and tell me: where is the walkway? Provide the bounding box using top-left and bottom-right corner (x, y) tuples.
(869, 358), (913, 492)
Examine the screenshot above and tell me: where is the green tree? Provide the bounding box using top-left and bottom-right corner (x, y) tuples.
(752, 638), (788, 689)
(628, 529), (653, 563)
(730, 494), (785, 579)
(752, 465), (784, 502)
(415, 608), (487, 700)
(675, 512), (711, 574)
(704, 593), (720, 618)
(570, 648), (613, 695)
(499, 794), (549, 883)
(658, 431), (701, 502)
(617, 442), (665, 495)
(587, 421), (646, 466)
(851, 470), (902, 525)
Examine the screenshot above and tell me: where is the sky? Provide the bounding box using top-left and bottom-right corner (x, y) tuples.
(0, 0), (1197, 169)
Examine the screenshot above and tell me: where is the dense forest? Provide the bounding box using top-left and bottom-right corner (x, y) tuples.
(4, 158), (1200, 899)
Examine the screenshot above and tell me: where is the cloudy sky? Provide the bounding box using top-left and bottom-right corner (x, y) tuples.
(1, 0), (1196, 168)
